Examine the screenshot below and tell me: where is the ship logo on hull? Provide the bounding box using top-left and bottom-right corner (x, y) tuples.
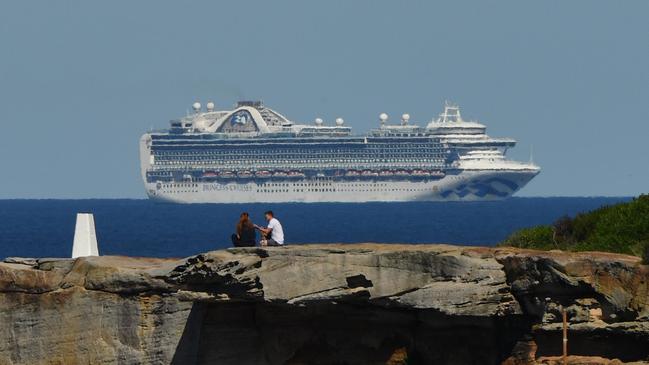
(231, 110), (251, 125)
(440, 178), (519, 198)
(217, 110), (259, 133)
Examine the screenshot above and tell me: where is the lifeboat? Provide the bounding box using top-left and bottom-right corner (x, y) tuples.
(394, 170), (409, 176)
(361, 170), (379, 177)
(288, 171), (305, 178)
(273, 171), (288, 177)
(202, 171), (218, 178)
(255, 170), (271, 178)
(345, 170), (360, 177)
(379, 170), (394, 176)
(219, 171), (235, 179)
(237, 171), (253, 178)
(412, 170), (431, 177)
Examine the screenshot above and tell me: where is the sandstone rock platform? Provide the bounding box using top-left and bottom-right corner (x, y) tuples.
(0, 244), (647, 364)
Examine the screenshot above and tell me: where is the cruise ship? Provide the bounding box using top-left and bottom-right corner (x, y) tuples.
(139, 101), (540, 203)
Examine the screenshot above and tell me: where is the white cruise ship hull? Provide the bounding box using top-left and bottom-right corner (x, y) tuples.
(144, 169), (538, 203)
(139, 101), (541, 203)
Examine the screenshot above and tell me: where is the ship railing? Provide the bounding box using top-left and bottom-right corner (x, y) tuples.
(148, 164), (451, 174)
(149, 162), (448, 169)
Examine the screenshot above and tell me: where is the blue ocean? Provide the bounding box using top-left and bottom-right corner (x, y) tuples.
(0, 197), (630, 259)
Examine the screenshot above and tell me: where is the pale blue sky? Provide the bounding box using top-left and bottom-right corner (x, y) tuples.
(0, 1), (647, 198)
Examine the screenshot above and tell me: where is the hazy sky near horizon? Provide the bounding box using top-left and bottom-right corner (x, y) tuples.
(0, 1), (647, 198)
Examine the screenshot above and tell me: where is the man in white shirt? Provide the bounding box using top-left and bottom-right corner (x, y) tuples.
(256, 211), (284, 246)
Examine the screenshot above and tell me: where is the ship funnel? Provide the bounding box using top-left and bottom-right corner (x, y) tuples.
(71, 213), (99, 258)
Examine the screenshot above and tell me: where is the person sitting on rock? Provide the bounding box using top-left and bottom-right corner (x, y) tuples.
(255, 211), (284, 246)
(231, 212), (256, 247)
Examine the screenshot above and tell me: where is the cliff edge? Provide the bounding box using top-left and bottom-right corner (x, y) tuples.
(0, 244), (647, 364)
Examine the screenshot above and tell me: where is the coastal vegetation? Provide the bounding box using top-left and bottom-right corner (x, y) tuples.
(500, 194), (649, 263)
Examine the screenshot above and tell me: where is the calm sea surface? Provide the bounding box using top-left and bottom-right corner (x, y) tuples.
(0, 197), (630, 259)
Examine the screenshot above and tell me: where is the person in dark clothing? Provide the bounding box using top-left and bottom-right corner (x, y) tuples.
(231, 212), (256, 247)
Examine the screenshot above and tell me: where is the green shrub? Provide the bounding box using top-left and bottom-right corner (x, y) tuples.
(552, 215), (574, 244)
(642, 241), (649, 265)
(500, 194), (649, 257)
(500, 225), (555, 250)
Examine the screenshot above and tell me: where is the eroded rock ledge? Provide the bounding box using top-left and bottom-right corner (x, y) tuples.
(0, 244), (647, 365)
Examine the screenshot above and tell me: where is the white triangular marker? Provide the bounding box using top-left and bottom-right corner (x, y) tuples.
(72, 213), (99, 258)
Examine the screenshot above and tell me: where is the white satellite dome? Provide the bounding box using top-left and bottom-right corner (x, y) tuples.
(315, 118), (324, 126)
(192, 102), (201, 112)
(335, 117), (344, 126)
(379, 113), (388, 123)
(401, 113), (410, 124)
(206, 101), (215, 112)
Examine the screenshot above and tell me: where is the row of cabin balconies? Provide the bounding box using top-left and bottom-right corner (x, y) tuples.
(148, 161), (450, 171)
(152, 158), (447, 167)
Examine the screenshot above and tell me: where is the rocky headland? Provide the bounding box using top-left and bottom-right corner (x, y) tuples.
(0, 244), (648, 365)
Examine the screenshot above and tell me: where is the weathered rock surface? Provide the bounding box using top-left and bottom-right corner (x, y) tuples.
(0, 244), (647, 364)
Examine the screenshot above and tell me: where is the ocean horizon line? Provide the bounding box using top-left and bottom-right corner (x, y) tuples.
(0, 195), (636, 202)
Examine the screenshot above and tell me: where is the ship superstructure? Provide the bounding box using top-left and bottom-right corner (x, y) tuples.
(139, 101), (539, 203)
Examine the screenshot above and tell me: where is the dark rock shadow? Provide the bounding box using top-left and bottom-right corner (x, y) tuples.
(170, 301), (532, 365)
(171, 302), (207, 365)
(535, 327), (649, 362)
